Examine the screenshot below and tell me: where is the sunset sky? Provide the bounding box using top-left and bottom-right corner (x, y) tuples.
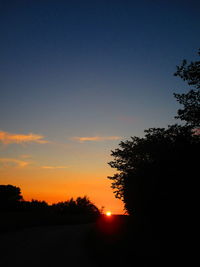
(0, 0), (200, 214)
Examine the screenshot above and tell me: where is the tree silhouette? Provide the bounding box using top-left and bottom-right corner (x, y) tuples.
(108, 50), (200, 233)
(20, 199), (48, 211)
(0, 184), (100, 219)
(0, 184), (23, 211)
(109, 125), (199, 222)
(174, 49), (200, 127)
(52, 196), (100, 216)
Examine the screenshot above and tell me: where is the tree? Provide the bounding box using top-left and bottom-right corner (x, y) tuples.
(0, 184), (23, 211)
(20, 199), (48, 211)
(108, 50), (200, 230)
(109, 125), (198, 218)
(52, 196), (100, 216)
(75, 196), (100, 215)
(174, 49), (200, 127)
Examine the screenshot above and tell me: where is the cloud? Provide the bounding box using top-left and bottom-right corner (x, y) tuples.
(72, 136), (121, 142)
(0, 130), (49, 145)
(0, 158), (30, 168)
(41, 166), (69, 169)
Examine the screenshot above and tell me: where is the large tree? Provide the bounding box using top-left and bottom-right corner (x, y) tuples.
(108, 50), (200, 228)
(108, 125), (198, 218)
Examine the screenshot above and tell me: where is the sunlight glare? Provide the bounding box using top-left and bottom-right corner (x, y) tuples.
(106, 211), (112, 216)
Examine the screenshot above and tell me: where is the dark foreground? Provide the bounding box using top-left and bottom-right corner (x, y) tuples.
(0, 215), (184, 267)
(0, 223), (97, 267)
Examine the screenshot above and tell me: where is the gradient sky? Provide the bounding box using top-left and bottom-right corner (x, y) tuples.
(0, 0), (200, 214)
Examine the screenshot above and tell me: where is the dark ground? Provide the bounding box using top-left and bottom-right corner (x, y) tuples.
(0, 214), (133, 267)
(0, 222), (97, 267)
(0, 214), (181, 267)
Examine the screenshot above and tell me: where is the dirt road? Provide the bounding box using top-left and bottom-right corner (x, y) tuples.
(0, 223), (97, 267)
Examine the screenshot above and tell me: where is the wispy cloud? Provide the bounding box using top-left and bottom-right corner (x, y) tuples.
(0, 158), (30, 168)
(72, 136), (121, 143)
(41, 166), (69, 169)
(0, 130), (49, 145)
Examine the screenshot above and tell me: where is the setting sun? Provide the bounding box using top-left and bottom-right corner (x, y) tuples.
(106, 211), (112, 216)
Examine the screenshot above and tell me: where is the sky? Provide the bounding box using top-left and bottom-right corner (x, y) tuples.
(0, 0), (200, 214)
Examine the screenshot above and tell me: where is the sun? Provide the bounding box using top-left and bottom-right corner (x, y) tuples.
(106, 211), (112, 216)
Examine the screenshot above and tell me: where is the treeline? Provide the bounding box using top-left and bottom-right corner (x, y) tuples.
(0, 184), (100, 217)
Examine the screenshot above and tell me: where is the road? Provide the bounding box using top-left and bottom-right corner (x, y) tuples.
(0, 223), (97, 267)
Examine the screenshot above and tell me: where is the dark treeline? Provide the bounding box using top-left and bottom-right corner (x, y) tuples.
(0, 184), (100, 216)
(0, 184), (100, 230)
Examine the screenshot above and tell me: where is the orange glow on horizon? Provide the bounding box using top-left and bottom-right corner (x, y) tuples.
(0, 168), (124, 214)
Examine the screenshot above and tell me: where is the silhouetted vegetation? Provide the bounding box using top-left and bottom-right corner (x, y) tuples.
(174, 49), (200, 127)
(107, 49), (200, 265)
(0, 186), (100, 231)
(0, 185), (23, 211)
(109, 49), (199, 216)
(19, 199), (49, 212)
(52, 196), (100, 216)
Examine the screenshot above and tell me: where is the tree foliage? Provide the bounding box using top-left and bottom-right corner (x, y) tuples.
(108, 50), (200, 226)
(20, 199), (48, 211)
(109, 125), (199, 218)
(0, 184), (23, 210)
(174, 49), (200, 127)
(0, 185), (100, 217)
(52, 196), (100, 216)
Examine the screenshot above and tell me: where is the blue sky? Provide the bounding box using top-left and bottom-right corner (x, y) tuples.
(0, 0), (200, 213)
